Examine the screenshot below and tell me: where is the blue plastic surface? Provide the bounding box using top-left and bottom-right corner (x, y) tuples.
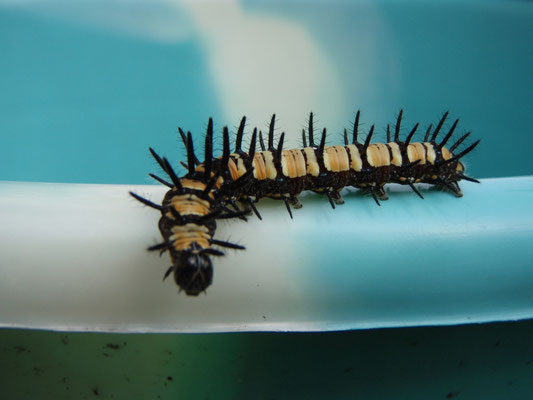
(0, 178), (532, 332)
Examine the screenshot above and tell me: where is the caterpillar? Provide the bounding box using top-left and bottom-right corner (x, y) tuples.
(130, 110), (479, 295)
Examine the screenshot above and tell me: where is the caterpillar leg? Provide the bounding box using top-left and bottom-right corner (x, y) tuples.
(450, 182), (463, 197)
(289, 196), (303, 209)
(325, 190), (345, 209)
(440, 180), (463, 198)
(374, 186), (388, 201)
(331, 190), (345, 205)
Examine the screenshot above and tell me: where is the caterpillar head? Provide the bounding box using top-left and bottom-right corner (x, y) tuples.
(167, 251), (213, 295)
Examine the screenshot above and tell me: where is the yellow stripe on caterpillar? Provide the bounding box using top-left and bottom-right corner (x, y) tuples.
(262, 151), (277, 180)
(407, 143), (427, 165)
(387, 142), (402, 167)
(170, 224), (211, 251)
(346, 144), (362, 171)
(366, 143), (391, 167)
(303, 147), (320, 176)
(424, 143), (436, 165)
(169, 194), (211, 216)
(324, 146), (350, 172)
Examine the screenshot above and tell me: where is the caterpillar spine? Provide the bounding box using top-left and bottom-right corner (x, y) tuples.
(130, 110), (479, 295)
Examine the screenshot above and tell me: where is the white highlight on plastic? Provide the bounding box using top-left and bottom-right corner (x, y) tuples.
(183, 0), (344, 143)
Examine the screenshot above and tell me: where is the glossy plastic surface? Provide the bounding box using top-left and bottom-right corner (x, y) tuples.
(1, 177), (532, 332)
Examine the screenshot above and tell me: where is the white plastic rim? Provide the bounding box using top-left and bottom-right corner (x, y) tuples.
(0, 177), (532, 333)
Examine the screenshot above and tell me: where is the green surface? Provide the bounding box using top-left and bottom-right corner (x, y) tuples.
(2, 320), (533, 399)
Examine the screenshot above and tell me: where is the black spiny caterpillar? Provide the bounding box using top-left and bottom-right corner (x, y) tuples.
(130, 110), (479, 295)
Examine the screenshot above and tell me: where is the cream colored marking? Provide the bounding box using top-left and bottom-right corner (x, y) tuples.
(262, 151), (277, 179)
(441, 147), (452, 161)
(169, 194), (210, 216)
(170, 223), (209, 234)
(367, 143), (391, 167)
(387, 142), (402, 167)
(303, 147), (319, 176)
(323, 147), (335, 171)
(253, 153), (267, 180)
(236, 155), (247, 177)
(180, 178), (215, 199)
(292, 149), (307, 177)
(334, 146), (350, 171)
(281, 149), (307, 178)
(170, 224), (211, 251)
(346, 144), (362, 172)
(424, 143), (436, 165)
(407, 143), (427, 165)
(227, 158), (239, 180)
(324, 146), (349, 172)
(180, 179), (206, 191)
(281, 150), (296, 178)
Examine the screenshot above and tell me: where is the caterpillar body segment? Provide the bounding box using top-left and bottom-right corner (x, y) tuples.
(132, 111), (479, 295)
(223, 111), (478, 211)
(130, 123), (247, 296)
(157, 183), (217, 296)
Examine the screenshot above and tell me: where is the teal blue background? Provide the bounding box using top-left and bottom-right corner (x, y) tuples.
(0, 6), (221, 183)
(1, 1), (532, 399)
(1, 1), (532, 183)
